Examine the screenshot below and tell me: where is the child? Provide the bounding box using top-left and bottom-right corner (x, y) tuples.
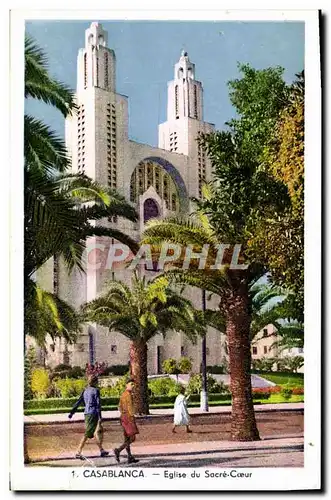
(172, 385), (192, 433)
(68, 375), (109, 459)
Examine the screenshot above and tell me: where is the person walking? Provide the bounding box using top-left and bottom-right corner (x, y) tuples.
(113, 379), (139, 464)
(68, 375), (109, 459)
(172, 385), (192, 433)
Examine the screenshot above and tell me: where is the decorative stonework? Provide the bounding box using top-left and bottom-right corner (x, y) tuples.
(130, 160), (179, 211)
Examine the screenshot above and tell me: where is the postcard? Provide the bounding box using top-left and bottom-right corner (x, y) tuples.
(9, 7), (321, 492)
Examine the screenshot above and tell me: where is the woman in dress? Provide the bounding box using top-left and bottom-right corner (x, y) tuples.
(172, 385), (192, 433)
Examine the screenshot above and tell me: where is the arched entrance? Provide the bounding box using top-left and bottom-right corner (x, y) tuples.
(143, 198), (160, 223)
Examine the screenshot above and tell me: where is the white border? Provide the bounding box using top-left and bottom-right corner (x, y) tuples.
(9, 7), (321, 492)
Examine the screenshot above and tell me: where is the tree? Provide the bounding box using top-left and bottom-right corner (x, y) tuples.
(142, 65), (292, 440)
(24, 35), (139, 345)
(249, 282), (304, 351)
(234, 68), (304, 317)
(81, 274), (218, 415)
(83, 273), (203, 414)
(282, 355), (304, 373)
(143, 175), (287, 442)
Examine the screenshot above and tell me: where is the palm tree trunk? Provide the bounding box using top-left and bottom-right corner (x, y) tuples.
(130, 339), (149, 415)
(226, 285), (260, 441)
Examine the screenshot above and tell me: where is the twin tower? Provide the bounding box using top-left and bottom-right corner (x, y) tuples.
(62, 22), (222, 372)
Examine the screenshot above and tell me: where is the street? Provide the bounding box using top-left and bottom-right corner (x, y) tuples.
(26, 410), (304, 467)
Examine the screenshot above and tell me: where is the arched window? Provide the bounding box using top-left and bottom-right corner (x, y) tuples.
(129, 160), (181, 212)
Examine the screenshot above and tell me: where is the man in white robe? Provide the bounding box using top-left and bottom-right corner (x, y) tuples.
(172, 386), (192, 433)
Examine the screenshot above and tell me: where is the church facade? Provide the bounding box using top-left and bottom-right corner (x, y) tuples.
(36, 22), (228, 373)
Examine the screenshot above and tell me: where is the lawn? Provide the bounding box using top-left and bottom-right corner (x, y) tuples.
(257, 372), (304, 388)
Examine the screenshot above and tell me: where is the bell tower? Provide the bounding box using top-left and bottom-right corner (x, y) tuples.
(158, 50), (214, 197)
(168, 50), (203, 121)
(77, 22), (116, 95)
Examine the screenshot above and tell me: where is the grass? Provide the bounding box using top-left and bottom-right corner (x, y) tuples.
(257, 372), (304, 388)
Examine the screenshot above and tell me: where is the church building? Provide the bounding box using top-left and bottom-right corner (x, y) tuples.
(36, 22), (227, 373)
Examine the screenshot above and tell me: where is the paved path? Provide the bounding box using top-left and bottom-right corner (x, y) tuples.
(27, 435), (304, 468)
(25, 402), (304, 425)
(169, 374), (276, 389)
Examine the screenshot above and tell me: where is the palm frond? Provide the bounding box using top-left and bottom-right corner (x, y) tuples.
(25, 279), (81, 345)
(25, 115), (71, 174)
(25, 34), (76, 116)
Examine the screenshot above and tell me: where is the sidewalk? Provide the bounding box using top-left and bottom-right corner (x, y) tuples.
(27, 434), (304, 468)
(24, 402), (304, 425)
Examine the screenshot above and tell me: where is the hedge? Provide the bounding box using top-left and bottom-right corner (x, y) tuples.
(24, 391), (270, 413)
(24, 396), (120, 410)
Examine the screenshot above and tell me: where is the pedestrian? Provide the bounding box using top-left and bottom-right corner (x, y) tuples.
(113, 379), (139, 464)
(172, 385), (192, 433)
(68, 374), (109, 459)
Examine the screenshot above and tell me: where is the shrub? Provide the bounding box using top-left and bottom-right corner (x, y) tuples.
(24, 347), (37, 400)
(207, 365), (226, 374)
(50, 369), (71, 380)
(252, 357), (276, 372)
(31, 368), (51, 399)
(106, 365), (129, 376)
(70, 366), (85, 378)
(281, 387), (293, 400)
(162, 358), (179, 375)
(109, 374), (130, 396)
(53, 364), (71, 373)
(54, 378), (86, 398)
(274, 358), (292, 372)
(177, 357), (193, 374)
(251, 391), (271, 400)
(46, 383), (61, 398)
(100, 386), (117, 398)
(187, 374), (230, 395)
(148, 377), (181, 396)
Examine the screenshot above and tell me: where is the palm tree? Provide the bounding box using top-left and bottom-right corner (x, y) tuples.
(82, 273), (221, 415)
(142, 212), (264, 440)
(250, 284), (304, 351)
(142, 152), (289, 440)
(23, 33), (138, 464)
(24, 35), (139, 345)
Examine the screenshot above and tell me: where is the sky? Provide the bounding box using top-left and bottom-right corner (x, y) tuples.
(25, 20), (305, 147)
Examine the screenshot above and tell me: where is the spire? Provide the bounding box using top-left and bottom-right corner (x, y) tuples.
(85, 22), (108, 48)
(174, 50), (196, 80)
(165, 50), (202, 121)
(77, 22), (116, 94)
